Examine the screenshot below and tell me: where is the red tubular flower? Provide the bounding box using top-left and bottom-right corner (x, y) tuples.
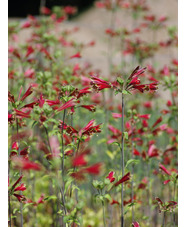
(126, 66), (158, 93)
(80, 120), (102, 136)
(138, 114), (150, 119)
(71, 170), (86, 181)
(9, 176), (26, 202)
(20, 85), (33, 102)
(14, 183), (26, 192)
(90, 76), (112, 91)
(112, 113), (122, 118)
(25, 46), (34, 58)
(46, 99), (60, 106)
(164, 179), (171, 185)
(152, 116), (162, 128)
(83, 163), (102, 175)
(148, 144), (159, 158)
(70, 52), (81, 59)
(21, 102), (37, 109)
(41, 6), (51, 15)
(24, 68), (35, 78)
(12, 157), (41, 171)
(133, 149), (141, 156)
(106, 171), (115, 183)
(132, 221), (140, 227)
(21, 21), (31, 28)
(114, 172), (130, 187)
(111, 199), (119, 205)
(80, 105), (96, 112)
(72, 154), (87, 167)
(14, 109), (31, 119)
(56, 98), (76, 112)
(37, 194), (45, 204)
(8, 91), (15, 103)
(159, 164), (171, 176)
(64, 6), (77, 15)
(77, 87), (91, 99)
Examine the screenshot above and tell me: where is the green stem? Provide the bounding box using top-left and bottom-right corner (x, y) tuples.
(102, 201), (106, 227)
(16, 119), (23, 227)
(121, 93), (125, 227)
(9, 195), (11, 227)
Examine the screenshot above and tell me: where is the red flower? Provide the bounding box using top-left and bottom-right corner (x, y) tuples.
(56, 98), (76, 112)
(41, 6), (51, 15)
(46, 99), (60, 106)
(133, 149), (141, 156)
(64, 6), (77, 15)
(152, 116), (162, 128)
(70, 52), (81, 59)
(14, 109), (31, 119)
(9, 176), (26, 202)
(20, 85), (33, 102)
(12, 157), (41, 171)
(90, 76), (112, 91)
(112, 113), (122, 118)
(106, 171), (115, 183)
(159, 164), (171, 176)
(132, 221), (140, 227)
(25, 46), (34, 58)
(77, 87), (91, 99)
(21, 21), (31, 28)
(72, 154), (87, 167)
(126, 66), (158, 93)
(114, 172), (130, 187)
(81, 105), (96, 112)
(83, 163), (102, 175)
(80, 120), (102, 136)
(148, 144), (159, 158)
(111, 199), (119, 205)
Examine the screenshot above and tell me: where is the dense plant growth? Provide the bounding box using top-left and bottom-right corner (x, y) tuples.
(8, 1), (177, 226)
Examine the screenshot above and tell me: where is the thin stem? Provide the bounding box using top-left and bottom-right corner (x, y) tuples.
(60, 109), (67, 224)
(44, 125), (52, 153)
(131, 125), (135, 222)
(9, 196), (11, 227)
(162, 212), (166, 227)
(147, 160), (151, 223)
(61, 109), (66, 183)
(102, 201), (106, 227)
(121, 93), (125, 227)
(16, 119), (23, 227)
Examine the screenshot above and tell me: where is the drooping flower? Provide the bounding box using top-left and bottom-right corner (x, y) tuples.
(12, 157), (41, 171)
(90, 76), (112, 91)
(132, 221), (140, 227)
(56, 98), (76, 112)
(80, 105), (96, 112)
(83, 163), (102, 175)
(114, 172), (130, 187)
(20, 85), (33, 102)
(72, 153), (87, 167)
(70, 52), (81, 59)
(106, 171), (115, 183)
(80, 120), (102, 137)
(9, 175), (26, 202)
(159, 163), (171, 176)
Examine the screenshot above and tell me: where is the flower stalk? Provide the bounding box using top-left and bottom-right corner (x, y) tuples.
(121, 93), (125, 227)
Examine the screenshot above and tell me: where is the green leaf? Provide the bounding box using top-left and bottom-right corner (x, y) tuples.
(122, 90), (130, 95)
(104, 194), (112, 202)
(123, 132), (128, 140)
(32, 121), (38, 128)
(106, 150), (114, 160)
(125, 159), (140, 169)
(117, 77), (124, 85)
